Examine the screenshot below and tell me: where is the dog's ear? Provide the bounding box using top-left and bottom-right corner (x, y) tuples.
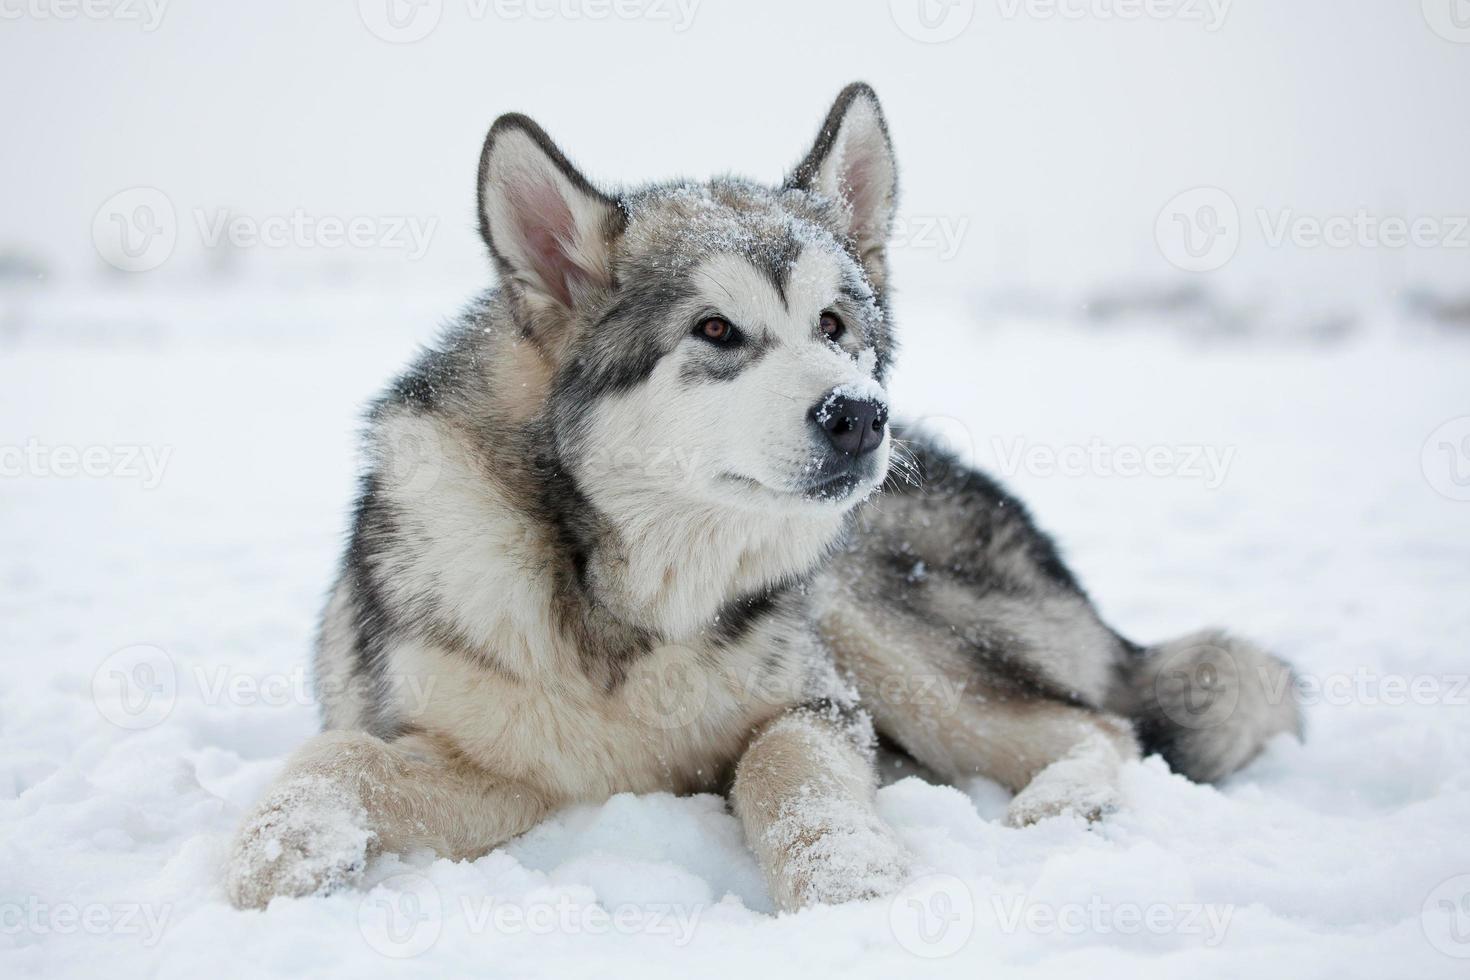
(477, 114), (624, 330)
(787, 83), (898, 290)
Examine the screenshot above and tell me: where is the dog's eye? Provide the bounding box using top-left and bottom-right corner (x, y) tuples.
(819, 312), (845, 341)
(695, 317), (738, 345)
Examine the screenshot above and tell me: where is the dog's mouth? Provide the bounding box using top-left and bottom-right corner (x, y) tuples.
(799, 470), (863, 502)
(721, 465), (875, 506)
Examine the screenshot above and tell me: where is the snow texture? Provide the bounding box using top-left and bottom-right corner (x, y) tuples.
(2, 286), (1469, 979)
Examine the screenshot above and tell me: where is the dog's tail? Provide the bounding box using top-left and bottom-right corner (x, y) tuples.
(1123, 629), (1303, 783)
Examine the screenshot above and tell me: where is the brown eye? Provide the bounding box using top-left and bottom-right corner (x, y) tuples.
(819, 312), (845, 341)
(696, 317), (736, 344)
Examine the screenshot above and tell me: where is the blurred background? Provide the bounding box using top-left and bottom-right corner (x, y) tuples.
(3, 0), (1469, 342)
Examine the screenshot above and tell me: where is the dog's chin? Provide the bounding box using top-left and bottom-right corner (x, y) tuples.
(716, 460), (887, 512)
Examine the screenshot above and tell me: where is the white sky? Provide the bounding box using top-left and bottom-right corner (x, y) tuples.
(3, 0), (1468, 305)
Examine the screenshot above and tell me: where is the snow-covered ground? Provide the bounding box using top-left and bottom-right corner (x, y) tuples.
(3, 284), (1469, 979)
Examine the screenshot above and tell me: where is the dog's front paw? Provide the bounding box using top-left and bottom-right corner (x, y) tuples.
(767, 811), (910, 911)
(225, 776), (375, 910)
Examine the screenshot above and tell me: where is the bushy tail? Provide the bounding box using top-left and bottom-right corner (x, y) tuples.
(1126, 629), (1302, 783)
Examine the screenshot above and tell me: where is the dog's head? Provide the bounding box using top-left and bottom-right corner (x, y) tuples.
(478, 84), (898, 520)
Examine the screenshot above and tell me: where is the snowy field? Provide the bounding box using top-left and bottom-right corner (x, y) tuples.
(2, 284), (1468, 978)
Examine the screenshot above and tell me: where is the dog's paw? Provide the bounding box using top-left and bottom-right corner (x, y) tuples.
(225, 776), (375, 910)
(767, 812), (910, 911)
(1005, 774), (1120, 828)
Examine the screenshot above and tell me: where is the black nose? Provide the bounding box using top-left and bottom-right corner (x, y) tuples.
(811, 392), (888, 457)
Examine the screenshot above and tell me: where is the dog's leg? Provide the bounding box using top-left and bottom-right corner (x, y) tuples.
(225, 729), (548, 909)
(821, 590), (1141, 825)
(998, 708), (1139, 826)
(880, 687), (1139, 827)
(730, 703), (909, 911)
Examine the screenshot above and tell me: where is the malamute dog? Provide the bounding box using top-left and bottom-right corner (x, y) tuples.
(226, 84), (1301, 911)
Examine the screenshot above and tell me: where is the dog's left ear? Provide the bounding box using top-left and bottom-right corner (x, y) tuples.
(477, 113), (624, 336)
(787, 83), (898, 290)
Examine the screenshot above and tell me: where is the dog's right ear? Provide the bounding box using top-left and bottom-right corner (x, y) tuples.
(477, 114), (624, 330)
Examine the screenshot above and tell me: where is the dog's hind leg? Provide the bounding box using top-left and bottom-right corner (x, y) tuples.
(730, 701), (910, 911)
(820, 596), (1140, 826)
(225, 729), (548, 909)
